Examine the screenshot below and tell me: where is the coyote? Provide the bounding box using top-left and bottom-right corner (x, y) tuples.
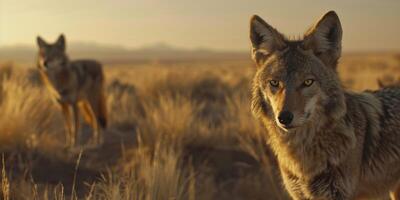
(249, 11), (400, 199)
(36, 34), (107, 146)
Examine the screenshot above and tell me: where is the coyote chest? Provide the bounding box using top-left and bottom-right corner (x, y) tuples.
(40, 67), (74, 102)
(40, 61), (101, 103)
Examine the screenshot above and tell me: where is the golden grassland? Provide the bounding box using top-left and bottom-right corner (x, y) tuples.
(0, 53), (399, 200)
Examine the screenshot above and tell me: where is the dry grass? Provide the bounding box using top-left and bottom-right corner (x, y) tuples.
(0, 53), (399, 200)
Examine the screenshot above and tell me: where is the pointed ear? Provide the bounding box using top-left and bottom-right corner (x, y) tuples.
(250, 15), (286, 67)
(303, 11), (342, 69)
(56, 34), (66, 51)
(37, 36), (47, 48)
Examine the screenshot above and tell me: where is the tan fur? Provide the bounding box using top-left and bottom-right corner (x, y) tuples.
(36, 34), (107, 146)
(249, 11), (400, 200)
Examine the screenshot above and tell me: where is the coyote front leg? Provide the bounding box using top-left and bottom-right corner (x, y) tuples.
(72, 103), (80, 146)
(61, 103), (74, 146)
(390, 184), (400, 200)
(81, 100), (100, 145)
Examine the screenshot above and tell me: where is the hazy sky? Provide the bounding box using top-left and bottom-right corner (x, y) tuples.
(1, 0), (399, 51)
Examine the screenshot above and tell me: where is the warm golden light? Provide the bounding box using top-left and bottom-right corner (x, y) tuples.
(0, 0), (399, 51)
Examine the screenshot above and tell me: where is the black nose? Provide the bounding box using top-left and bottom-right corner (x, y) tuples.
(278, 111), (293, 125)
(43, 60), (48, 68)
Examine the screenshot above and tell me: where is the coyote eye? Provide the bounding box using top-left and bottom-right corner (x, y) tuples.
(303, 79), (314, 87)
(269, 80), (280, 87)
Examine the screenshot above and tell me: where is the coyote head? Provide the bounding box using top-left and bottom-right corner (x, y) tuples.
(250, 11), (346, 134)
(36, 34), (69, 72)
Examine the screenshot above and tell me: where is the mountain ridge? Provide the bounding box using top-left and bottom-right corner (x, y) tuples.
(0, 42), (248, 64)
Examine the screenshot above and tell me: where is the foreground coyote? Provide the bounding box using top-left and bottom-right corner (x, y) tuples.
(37, 34), (107, 146)
(249, 11), (400, 199)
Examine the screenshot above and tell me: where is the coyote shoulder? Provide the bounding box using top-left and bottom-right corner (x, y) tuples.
(36, 34), (107, 146)
(249, 11), (400, 200)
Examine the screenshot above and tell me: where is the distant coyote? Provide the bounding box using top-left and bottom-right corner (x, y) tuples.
(249, 11), (400, 199)
(37, 34), (107, 146)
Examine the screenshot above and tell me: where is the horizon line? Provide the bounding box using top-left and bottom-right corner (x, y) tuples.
(1, 41), (400, 54)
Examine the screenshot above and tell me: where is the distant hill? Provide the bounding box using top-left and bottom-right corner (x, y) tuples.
(0, 42), (249, 65)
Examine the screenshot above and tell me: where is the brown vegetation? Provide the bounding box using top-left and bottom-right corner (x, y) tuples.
(0, 53), (399, 199)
